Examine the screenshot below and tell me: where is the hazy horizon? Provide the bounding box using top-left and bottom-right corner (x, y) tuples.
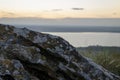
(1, 0), (120, 27)
(0, 18), (120, 27)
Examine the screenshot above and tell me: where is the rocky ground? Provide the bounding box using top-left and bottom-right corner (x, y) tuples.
(0, 24), (120, 80)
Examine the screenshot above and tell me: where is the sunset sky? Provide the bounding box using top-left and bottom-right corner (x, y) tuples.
(0, 0), (120, 18)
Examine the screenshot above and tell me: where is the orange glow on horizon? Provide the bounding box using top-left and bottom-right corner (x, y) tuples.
(0, 0), (120, 18)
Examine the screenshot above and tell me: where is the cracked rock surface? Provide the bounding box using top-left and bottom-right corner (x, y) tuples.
(0, 24), (120, 80)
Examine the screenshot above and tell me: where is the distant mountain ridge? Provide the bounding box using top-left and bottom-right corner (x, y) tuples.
(1, 18), (120, 26)
(13, 25), (120, 32)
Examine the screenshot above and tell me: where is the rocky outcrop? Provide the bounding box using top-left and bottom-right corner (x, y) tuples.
(0, 24), (120, 80)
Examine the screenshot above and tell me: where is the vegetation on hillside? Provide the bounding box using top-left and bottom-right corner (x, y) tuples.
(77, 46), (120, 76)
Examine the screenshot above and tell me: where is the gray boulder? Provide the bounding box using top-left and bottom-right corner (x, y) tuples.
(0, 24), (120, 80)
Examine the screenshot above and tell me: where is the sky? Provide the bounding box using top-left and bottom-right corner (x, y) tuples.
(0, 0), (120, 47)
(0, 0), (120, 18)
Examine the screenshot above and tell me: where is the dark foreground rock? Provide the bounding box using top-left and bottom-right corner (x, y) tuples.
(0, 24), (120, 80)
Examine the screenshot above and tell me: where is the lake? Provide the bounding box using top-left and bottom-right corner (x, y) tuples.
(14, 25), (120, 47)
(44, 32), (120, 47)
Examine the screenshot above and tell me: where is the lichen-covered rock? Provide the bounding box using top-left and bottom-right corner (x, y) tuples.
(0, 24), (120, 80)
(0, 59), (30, 80)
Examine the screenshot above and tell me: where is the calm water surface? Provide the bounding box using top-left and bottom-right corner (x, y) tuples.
(14, 26), (120, 47)
(44, 32), (120, 47)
